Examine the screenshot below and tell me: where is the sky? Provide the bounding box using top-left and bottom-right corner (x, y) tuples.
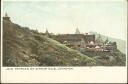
(2, 0), (127, 41)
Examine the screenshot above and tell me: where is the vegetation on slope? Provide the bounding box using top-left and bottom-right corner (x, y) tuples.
(3, 20), (96, 66)
(3, 20), (126, 66)
(81, 50), (126, 66)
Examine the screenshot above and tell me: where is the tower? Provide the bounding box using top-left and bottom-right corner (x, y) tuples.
(3, 12), (11, 21)
(75, 28), (80, 34)
(105, 37), (109, 44)
(45, 28), (49, 34)
(96, 34), (103, 45)
(45, 28), (49, 37)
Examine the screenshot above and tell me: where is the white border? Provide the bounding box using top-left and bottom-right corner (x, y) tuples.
(1, 0), (127, 83)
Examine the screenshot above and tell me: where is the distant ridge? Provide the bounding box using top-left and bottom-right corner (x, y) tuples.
(89, 31), (126, 54)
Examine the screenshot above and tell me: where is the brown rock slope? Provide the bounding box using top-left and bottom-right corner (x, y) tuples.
(3, 20), (96, 66)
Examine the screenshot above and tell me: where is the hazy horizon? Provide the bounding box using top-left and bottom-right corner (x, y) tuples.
(2, 1), (127, 41)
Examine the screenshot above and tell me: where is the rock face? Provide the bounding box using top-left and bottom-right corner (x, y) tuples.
(3, 20), (96, 67)
(2, 20), (126, 66)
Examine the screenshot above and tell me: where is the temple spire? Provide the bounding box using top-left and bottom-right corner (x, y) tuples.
(105, 37), (109, 44)
(3, 12), (11, 21)
(45, 28), (50, 37)
(45, 28), (49, 34)
(5, 12), (8, 17)
(75, 27), (80, 34)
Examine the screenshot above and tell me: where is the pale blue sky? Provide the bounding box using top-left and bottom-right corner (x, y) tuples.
(2, 1), (127, 40)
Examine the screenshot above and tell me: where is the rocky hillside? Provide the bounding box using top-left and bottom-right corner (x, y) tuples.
(3, 20), (126, 66)
(3, 20), (96, 66)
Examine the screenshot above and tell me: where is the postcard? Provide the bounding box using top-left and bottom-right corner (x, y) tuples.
(1, 0), (127, 83)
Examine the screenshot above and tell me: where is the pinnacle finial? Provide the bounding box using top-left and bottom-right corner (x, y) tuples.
(5, 12), (8, 17)
(75, 27), (80, 34)
(45, 28), (49, 34)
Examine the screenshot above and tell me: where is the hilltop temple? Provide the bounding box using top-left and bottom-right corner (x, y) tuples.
(51, 28), (117, 53)
(3, 13), (11, 22)
(3, 13), (117, 53)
